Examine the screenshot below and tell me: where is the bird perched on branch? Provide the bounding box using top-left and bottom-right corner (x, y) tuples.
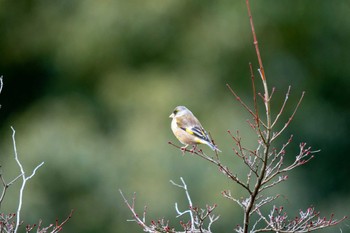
(169, 106), (221, 152)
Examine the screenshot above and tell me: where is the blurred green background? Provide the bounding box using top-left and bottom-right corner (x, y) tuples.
(0, 0), (349, 232)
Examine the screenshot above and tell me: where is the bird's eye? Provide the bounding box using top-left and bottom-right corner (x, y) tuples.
(173, 110), (178, 115)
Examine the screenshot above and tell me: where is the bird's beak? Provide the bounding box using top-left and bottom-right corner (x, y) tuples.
(169, 113), (174, 118)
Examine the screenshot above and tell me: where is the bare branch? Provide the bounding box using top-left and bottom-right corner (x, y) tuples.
(11, 127), (45, 233)
(29, 209), (74, 233)
(170, 178), (219, 232)
(251, 195), (280, 216)
(50, 209), (74, 233)
(271, 86), (291, 128)
(226, 84), (267, 129)
(0, 171), (23, 209)
(169, 141), (252, 194)
(119, 190), (154, 232)
(0, 76), (3, 94)
(255, 206), (348, 233)
(170, 177), (195, 231)
(222, 190), (244, 209)
(246, 1), (265, 82)
(120, 178), (219, 233)
(271, 91), (305, 142)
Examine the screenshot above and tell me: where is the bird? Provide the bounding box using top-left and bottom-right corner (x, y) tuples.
(169, 106), (221, 152)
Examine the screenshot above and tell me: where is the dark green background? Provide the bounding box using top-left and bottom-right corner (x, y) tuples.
(0, 0), (348, 232)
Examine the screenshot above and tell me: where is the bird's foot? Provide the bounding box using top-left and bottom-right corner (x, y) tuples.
(180, 145), (188, 155)
(189, 145), (197, 154)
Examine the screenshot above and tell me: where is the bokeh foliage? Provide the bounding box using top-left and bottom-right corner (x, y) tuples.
(0, 0), (349, 232)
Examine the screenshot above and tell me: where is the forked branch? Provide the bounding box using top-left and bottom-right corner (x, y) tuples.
(11, 127), (45, 233)
(119, 177), (219, 233)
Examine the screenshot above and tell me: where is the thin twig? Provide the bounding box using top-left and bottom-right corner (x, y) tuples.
(0, 172), (23, 209)
(271, 91), (305, 142)
(11, 127), (45, 233)
(169, 142), (252, 194)
(271, 86), (291, 128)
(51, 209), (74, 233)
(247, 2), (265, 82)
(249, 63), (268, 140)
(226, 84), (267, 129)
(0, 76), (3, 94)
(119, 190), (152, 231)
(170, 177), (195, 232)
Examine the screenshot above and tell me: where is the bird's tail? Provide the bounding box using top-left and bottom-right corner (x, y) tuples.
(207, 142), (221, 152)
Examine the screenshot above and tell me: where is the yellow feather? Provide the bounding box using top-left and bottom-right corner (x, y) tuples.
(194, 138), (202, 143)
(185, 128), (194, 135)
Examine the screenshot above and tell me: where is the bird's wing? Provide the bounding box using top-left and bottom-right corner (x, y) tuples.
(176, 114), (211, 143)
(186, 125), (211, 142)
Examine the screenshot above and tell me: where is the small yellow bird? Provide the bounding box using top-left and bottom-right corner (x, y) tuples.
(169, 106), (221, 152)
